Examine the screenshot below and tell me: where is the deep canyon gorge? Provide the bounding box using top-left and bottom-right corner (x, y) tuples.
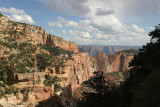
(0, 13), (136, 107)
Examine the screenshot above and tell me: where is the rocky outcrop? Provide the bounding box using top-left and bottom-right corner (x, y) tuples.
(47, 34), (79, 53)
(92, 53), (133, 73)
(27, 87), (53, 103)
(47, 52), (95, 90)
(66, 53), (95, 90)
(0, 15), (79, 53)
(0, 87), (53, 107)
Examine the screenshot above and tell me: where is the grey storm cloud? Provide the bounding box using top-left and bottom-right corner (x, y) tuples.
(119, 0), (160, 16)
(89, 22), (115, 33)
(45, 0), (156, 45)
(48, 0), (91, 17)
(95, 8), (115, 16)
(46, 0), (160, 19)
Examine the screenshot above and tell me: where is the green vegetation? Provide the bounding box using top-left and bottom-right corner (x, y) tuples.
(0, 39), (37, 73)
(0, 58), (10, 86)
(37, 53), (53, 71)
(19, 32), (26, 36)
(77, 71), (115, 107)
(131, 70), (160, 107)
(76, 24), (160, 107)
(20, 88), (30, 94)
(0, 12), (3, 17)
(114, 49), (139, 56)
(1, 72), (7, 87)
(0, 86), (18, 98)
(10, 20), (39, 27)
(0, 36), (71, 100)
(8, 20), (28, 27)
(38, 43), (74, 69)
(0, 38), (37, 86)
(38, 44), (73, 58)
(12, 22), (18, 26)
(0, 30), (26, 36)
(0, 37), (18, 49)
(5, 86), (18, 95)
(127, 24), (160, 107)
(43, 75), (62, 93)
(0, 37), (74, 86)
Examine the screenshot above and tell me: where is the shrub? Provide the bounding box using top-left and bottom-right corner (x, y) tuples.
(38, 44), (73, 57)
(43, 75), (62, 92)
(0, 13), (3, 17)
(54, 84), (62, 93)
(12, 22), (18, 26)
(5, 86), (17, 95)
(20, 88), (30, 94)
(43, 75), (59, 87)
(37, 53), (53, 71)
(0, 104), (3, 107)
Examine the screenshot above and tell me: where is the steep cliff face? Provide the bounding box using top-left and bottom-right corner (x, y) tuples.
(47, 34), (79, 53)
(93, 53), (133, 73)
(49, 53), (95, 106)
(66, 53), (95, 90)
(48, 53), (95, 90)
(0, 14), (80, 106)
(0, 14), (134, 106)
(0, 15), (79, 53)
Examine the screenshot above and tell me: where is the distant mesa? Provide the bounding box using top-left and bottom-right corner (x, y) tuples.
(113, 49), (139, 56)
(79, 45), (141, 57)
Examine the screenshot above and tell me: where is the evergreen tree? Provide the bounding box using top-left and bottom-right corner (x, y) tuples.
(77, 71), (112, 107)
(128, 24), (160, 107)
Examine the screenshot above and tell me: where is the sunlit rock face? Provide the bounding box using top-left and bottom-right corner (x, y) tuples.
(65, 53), (95, 90)
(92, 53), (133, 73)
(0, 15), (79, 53)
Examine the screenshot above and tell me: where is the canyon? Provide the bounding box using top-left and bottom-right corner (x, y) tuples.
(79, 45), (141, 57)
(0, 13), (135, 107)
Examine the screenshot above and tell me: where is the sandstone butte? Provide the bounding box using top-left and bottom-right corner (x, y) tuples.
(0, 14), (134, 107)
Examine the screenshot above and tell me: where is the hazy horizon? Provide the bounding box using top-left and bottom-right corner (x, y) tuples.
(78, 45), (142, 47)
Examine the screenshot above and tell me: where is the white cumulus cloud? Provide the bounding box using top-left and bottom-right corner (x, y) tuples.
(42, 0), (157, 45)
(0, 7), (35, 24)
(69, 30), (91, 39)
(49, 16), (150, 45)
(62, 30), (66, 33)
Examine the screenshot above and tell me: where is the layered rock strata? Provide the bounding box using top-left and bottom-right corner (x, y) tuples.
(0, 15), (79, 53)
(92, 53), (133, 73)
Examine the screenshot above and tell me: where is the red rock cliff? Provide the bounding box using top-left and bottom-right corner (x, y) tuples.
(67, 53), (95, 90)
(92, 53), (133, 73)
(0, 15), (79, 53)
(54, 52), (95, 90)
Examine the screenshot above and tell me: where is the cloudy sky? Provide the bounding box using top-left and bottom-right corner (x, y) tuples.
(0, 0), (160, 46)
